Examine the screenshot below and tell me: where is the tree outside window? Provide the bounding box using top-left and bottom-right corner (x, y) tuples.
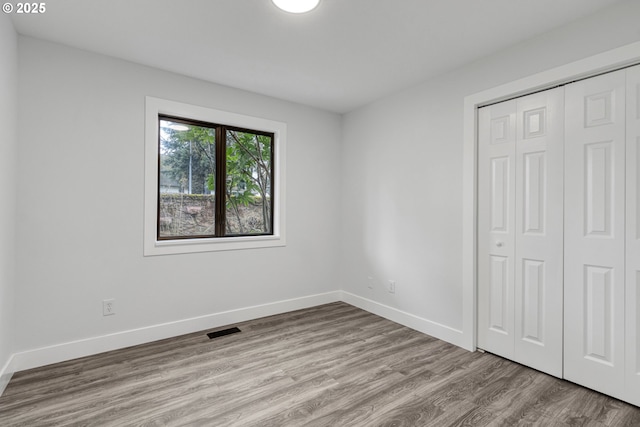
(158, 116), (273, 240)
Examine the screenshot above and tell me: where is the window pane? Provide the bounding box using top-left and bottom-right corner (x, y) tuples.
(225, 130), (272, 235)
(159, 119), (216, 238)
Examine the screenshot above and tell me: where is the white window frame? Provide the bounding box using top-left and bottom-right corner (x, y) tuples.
(144, 97), (287, 256)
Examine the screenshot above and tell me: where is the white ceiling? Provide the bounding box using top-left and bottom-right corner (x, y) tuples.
(10, 0), (626, 113)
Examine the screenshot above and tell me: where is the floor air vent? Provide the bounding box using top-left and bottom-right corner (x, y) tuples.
(207, 327), (241, 339)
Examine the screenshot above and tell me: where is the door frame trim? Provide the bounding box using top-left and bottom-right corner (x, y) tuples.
(462, 40), (640, 351)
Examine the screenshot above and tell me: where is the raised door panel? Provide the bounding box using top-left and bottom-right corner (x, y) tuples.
(583, 265), (614, 364)
(584, 141), (613, 236)
(564, 69), (626, 399)
(489, 255), (509, 333)
(523, 151), (546, 234)
(521, 259), (545, 344)
(514, 88), (564, 378)
(478, 101), (516, 358)
(626, 64), (640, 406)
(491, 157), (510, 232)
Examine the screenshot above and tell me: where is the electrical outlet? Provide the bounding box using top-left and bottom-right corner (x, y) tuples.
(388, 280), (396, 294)
(367, 276), (374, 289)
(103, 299), (115, 316)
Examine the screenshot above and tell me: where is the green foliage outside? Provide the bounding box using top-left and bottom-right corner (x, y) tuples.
(225, 130), (272, 234)
(160, 120), (272, 236)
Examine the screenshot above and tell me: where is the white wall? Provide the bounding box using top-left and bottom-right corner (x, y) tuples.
(340, 0), (640, 340)
(0, 14), (18, 391)
(10, 0), (640, 373)
(14, 37), (342, 363)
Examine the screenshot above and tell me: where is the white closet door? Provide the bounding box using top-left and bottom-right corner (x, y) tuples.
(513, 89), (564, 377)
(478, 100), (517, 359)
(564, 69), (626, 398)
(478, 89), (564, 377)
(626, 64), (640, 406)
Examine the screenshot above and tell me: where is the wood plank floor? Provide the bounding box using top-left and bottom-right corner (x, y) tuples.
(1, 302), (639, 426)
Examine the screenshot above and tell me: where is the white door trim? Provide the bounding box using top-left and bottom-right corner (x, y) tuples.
(462, 40), (640, 351)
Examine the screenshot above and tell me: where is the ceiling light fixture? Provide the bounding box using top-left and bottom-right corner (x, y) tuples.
(272, 0), (320, 14)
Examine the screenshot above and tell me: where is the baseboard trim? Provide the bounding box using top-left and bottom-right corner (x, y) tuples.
(11, 291), (342, 373)
(340, 291), (467, 349)
(0, 353), (14, 396)
(8, 290), (468, 382)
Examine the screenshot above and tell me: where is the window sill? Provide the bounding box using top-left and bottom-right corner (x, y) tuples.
(144, 234), (286, 256)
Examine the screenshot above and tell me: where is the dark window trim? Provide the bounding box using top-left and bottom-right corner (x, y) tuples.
(157, 114), (275, 241)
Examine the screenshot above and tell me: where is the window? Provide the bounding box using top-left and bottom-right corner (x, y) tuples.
(158, 116), (274, 239)
(145, 97), (286, 256)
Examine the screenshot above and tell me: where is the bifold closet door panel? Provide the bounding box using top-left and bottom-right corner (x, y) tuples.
(478, 100), (517, 359)
(513, 89), (564, 378)
(478, 89), (564, 377)
(564, 69), (626, 398)
(626, 64), (640, 405)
